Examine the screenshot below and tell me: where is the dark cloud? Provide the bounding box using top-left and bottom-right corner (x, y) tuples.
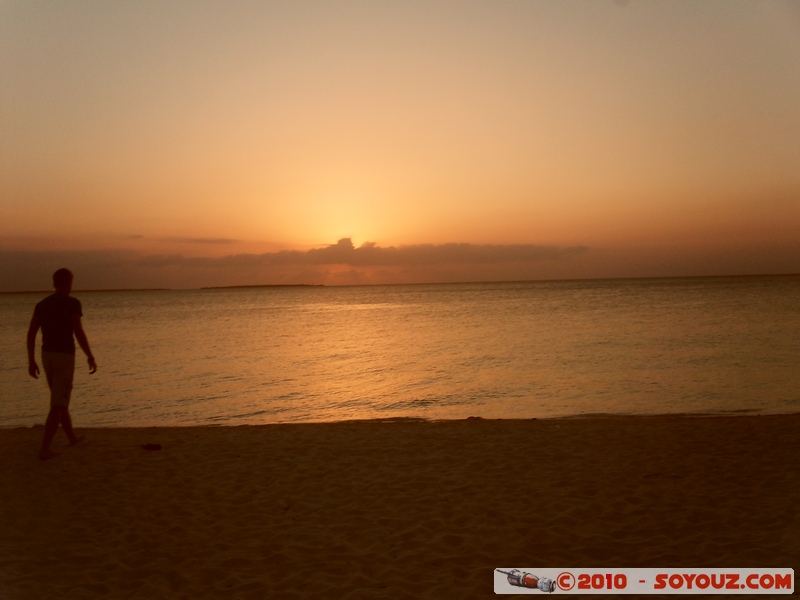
(122, 235), (240, 245)
(0, 239), (589, 291)
(137, 238), (589, 269)
(4, 238), (796, 292)
(0, 249), (136, 291)
(156, 237), (240, 245)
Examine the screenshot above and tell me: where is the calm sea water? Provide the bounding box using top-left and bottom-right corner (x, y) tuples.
(2, 276), (798, 427)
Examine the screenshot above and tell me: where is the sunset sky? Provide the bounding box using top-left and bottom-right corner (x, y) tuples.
(2, 0), (799, 291)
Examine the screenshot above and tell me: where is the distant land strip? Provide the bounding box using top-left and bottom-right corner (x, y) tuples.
(200, 284), (326, 290)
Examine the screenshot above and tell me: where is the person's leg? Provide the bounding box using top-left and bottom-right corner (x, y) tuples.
(39, 352), (76, 459)
(59, 409), (84, 446)
(40, 407), (63, 460)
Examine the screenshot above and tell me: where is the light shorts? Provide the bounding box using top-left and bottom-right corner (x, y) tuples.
(42, 351), (75, 408)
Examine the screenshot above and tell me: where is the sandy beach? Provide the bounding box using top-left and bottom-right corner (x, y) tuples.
(1, 414), (798, 599)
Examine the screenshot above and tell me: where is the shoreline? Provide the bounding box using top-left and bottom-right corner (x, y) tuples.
(3, 409), (799, 431)
(3, 413), (798, 598)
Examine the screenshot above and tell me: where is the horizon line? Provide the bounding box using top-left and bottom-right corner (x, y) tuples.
(3, 272), (797, 295)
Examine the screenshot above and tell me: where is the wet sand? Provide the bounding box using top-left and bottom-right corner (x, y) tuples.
(1, 414), (798, 598)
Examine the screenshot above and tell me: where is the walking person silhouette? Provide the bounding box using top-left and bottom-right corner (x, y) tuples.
(27, 268), (97, 460)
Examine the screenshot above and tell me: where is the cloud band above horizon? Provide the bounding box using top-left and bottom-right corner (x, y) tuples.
(136, 238), (589, 269)
(0, 239), (590, 291)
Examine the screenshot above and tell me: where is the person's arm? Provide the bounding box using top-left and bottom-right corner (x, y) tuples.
(72, 314), (97, 374)
(27, 314), (41, 378)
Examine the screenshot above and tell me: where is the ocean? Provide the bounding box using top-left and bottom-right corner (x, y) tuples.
(2, 275), (798, 427)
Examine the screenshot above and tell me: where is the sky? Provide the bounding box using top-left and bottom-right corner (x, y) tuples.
(2, 0), (799, 291)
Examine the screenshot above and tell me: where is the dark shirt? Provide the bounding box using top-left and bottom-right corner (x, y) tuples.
(34, 293), (83, 354)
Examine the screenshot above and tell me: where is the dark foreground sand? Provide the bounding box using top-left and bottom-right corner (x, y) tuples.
(1, 414), (798, 599)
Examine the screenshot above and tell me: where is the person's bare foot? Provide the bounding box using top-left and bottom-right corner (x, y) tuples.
(38, 449), (60, 461)
(70, 435), (86, 447)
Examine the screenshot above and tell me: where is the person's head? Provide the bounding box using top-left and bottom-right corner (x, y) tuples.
(52, 268), (74, 293)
